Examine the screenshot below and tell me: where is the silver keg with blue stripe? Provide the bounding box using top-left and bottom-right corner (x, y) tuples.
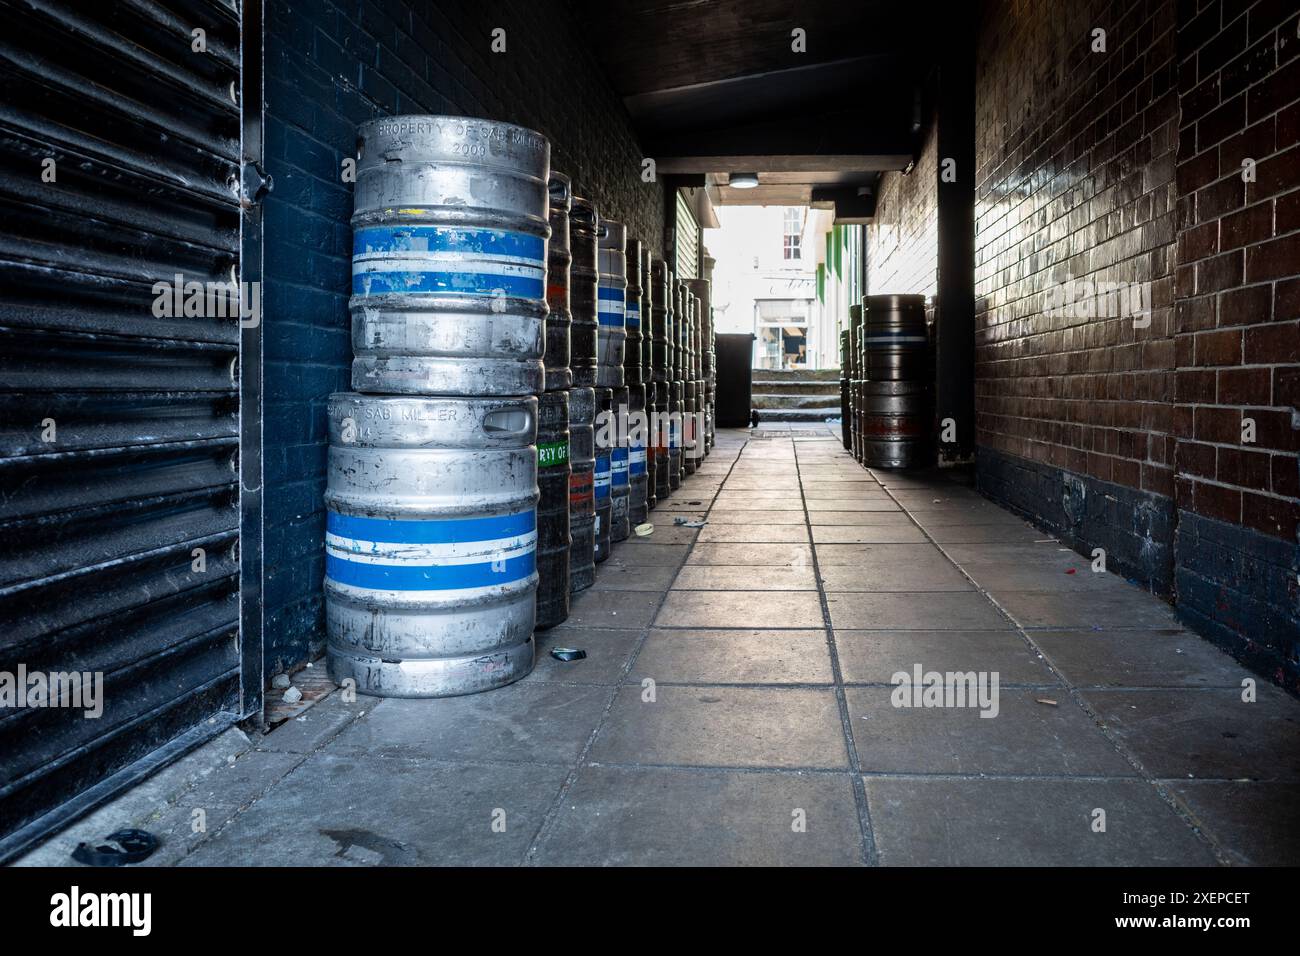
(350, 116), (550, 395)
(596, 220), (627, 387)
(324, 392), (539, 697)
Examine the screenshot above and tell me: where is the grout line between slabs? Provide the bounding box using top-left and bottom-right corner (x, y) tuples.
(795, 438), (880, 866)
(521, 441), (742, 864)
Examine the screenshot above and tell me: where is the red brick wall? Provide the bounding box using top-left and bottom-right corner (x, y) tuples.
(866, 118), (939, 298)
(1172, 0), (1300, 541)
(974, 0), (1180, 496)
(970, 0), (1298, 684)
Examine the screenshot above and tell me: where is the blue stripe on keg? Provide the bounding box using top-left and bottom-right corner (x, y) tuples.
(626, 304), (641, 329)
(597, 288), (625, 327)
(595, 455), (611, 499)
(629, 444), (647, 476)
(864, 333), (928, 344)
(612, 447), (629, 481)
(352, 270), (544, 299)
(353, 226), (544, 262)
(327, 510), (535, 544)
(326, 550), (535, 591)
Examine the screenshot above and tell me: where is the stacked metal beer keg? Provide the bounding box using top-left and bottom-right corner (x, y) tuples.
(598, 222), (630, 547)
(327, 116), (548, 698)
(843, 295), (934, 470)
(667, 276), (684, 489)
(684, 278), (712, 464)
(641, 246), (657, 512)
(624, 239), (649, 525)
(838, 327), (852, 451)
(568, 196), (599, 592)
(650, 258), (672, 504)
(535, 173), (573, 630)
(859, 294), (934, 468)
(326, 114), (737, 701)
(682, 287), (698, 476)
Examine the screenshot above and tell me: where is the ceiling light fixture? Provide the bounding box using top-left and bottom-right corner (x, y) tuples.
(729, 172), (759, 189)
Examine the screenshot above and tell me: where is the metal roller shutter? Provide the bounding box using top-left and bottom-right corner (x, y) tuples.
(0, 0), (262, 860)
(675, 191), (700, 280)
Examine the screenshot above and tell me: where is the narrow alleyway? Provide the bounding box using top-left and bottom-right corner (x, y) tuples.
(23, 428), (1298, 867)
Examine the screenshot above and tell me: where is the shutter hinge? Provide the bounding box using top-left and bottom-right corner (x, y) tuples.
(241, 161), (273, 207)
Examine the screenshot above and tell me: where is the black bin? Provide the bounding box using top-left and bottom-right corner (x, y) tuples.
(714, 332), (755, 428)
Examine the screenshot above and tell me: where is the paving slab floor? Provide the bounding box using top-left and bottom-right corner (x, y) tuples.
(23, 427), (1299, 868)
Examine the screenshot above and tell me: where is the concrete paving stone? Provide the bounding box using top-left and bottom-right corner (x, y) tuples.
(327, 682), (612, 765)
(811, 524), (929, 544)
(827, 591), (1009, 629)
(702, 497), (804, 511)
(1033, 629), (1252, 688)
(686, 542), (814, 567)
(530, 627), (641, 684)
(568, 587), (664, 628)
(943, 542), (1079, 567)
(589, 562), (679, 591)
(846, 687), (1135, 776)
(604, 542), (690, 567)
(1082, 688), (1300, 781)
(814, 542), (949, 566)
(1167, 781), (1300, 866)
(622, 523), (699, 545)
(835, 629), (1059, 685)
(817, 556), (973, 591)
(802, 477), (881, 487)
(963, 563), (1132, 593)
(256, 692), (367, 754)
(696, 522), (810, 543)
(865, 778), (1217, 866)
(15, 741), (294, 868)
(921, 523), (1047, 544)
(991, 588), (1182, 629)
(805, 499), (901, 512)
(534, 765), (863, 866)
(657, 497), (714, 511)
(807, 482), (875, 490)
(655, 589), (826, 629)
(631, 628), (833, 684)
(899, 496), (1008, 512)
(713, 491), (805, 505)
(673, 564), (819, 590)
(590, 685), (849, 769)
(182, 755), (568, 866)
(706, 508), (809, 525)
(808, 510), (917, 526)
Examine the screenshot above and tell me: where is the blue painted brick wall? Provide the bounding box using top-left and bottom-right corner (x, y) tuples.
(262, 0), (665, 675)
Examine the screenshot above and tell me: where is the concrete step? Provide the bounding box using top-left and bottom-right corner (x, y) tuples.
(752, 405), (842, 423)
(754, 392), (843, 410)
(753, 367), (841, 382)
(752, 380), (841, 396)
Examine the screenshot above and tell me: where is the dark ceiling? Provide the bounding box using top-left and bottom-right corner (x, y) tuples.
(579, 0), (940, 211)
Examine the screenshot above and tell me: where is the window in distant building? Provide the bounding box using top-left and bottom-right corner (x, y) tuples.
(782, 207), (803, 260)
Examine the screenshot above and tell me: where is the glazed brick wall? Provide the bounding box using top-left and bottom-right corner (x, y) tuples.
(970, 0), (1298, 688)
(1171, 0), (1299, 688)
(866, 118), (940, 299)
(974, 0), (1179, 514)
(261, 0), (664, 674)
